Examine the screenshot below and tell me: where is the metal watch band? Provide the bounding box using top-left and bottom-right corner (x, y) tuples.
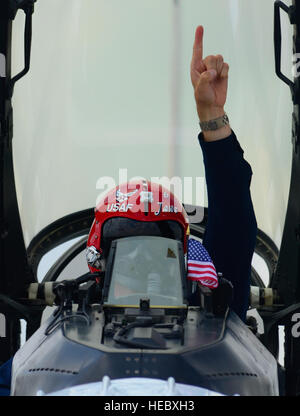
(199, 113), (229, 131)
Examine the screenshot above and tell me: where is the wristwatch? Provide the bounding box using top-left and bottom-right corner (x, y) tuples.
(199, 113), (229, 131)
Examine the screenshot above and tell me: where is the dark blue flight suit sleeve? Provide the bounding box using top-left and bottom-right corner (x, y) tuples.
(0, 357), (12, 396)
(199, 130), (257, 322)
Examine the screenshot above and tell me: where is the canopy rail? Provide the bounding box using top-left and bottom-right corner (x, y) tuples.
(272, 0), (300, 396)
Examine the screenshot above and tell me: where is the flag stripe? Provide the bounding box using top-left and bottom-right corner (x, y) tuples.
(188, 277), (218, 287)
(188, 266), (216, 273)
(187, 273), (218, 280)
(188, 272), (217, 279)
(189, 267), (217, 276)
(187, 261), (216, 268)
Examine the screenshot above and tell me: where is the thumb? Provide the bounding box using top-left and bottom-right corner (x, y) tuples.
(200, 69), (217, 84)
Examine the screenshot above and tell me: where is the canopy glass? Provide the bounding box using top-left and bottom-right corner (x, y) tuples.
(105, 236), (185, 307)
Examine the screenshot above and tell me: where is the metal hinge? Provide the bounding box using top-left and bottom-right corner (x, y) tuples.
(8, 0), (36, 20)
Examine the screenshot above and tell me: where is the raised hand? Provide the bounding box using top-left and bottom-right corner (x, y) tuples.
(191, 26), (230, 136)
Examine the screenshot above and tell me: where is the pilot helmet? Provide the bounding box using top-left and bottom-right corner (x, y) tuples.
(86, 180), (189, 272)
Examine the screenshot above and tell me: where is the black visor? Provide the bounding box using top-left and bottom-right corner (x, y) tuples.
(101, 218), (183, 256)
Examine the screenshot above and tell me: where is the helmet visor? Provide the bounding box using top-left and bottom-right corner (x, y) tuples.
(101, 217), (183, 255)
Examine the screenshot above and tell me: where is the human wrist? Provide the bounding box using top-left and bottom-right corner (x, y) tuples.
(197, 106), (231, 142)
(197, 105), (226, 122)
(201, 124), (232, 142)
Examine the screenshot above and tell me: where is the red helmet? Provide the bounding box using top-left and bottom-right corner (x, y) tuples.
(86, 180), (189, 272)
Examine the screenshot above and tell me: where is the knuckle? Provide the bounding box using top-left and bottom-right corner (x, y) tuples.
(221, 64), (229, 78)
(204, 55), (215, 65)
(216, 55), (224, 72)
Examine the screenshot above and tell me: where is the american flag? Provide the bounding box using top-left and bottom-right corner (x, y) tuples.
(187, 239), (218, 288)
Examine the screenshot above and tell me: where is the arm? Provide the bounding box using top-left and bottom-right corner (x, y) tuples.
(200, 132), (257, 321)
(190, 26), (231, 142)
(190, 26), (257, 321)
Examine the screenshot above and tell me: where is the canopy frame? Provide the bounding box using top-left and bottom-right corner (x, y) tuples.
(270, 0), (300, 396)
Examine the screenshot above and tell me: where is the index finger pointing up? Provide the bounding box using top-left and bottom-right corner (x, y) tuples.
(191, 25), (205, 73)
